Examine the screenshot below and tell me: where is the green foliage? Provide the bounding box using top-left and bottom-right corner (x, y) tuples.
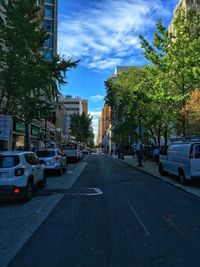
(105, 8), (200, 144)
(139, 8), (200, 137)
(70, 113), (93, 144)
(0, 0), (78, 148)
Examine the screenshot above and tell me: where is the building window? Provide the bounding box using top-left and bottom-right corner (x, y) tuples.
(44, 35), (53, 48)
(45, 0), (54, 3)
(44, 49), (53, 61)
(44, 20), (54, 33)
(44, 5), (54, 18)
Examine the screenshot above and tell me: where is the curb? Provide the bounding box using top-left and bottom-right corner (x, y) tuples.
(113, 157), (200, 199)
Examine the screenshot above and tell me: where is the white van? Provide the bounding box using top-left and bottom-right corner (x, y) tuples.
(63, 143), (82, 162)
(158, 142), (200, 184)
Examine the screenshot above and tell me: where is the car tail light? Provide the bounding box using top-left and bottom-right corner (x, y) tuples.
(15, 168), (24, 176)
(54, 156), (59, 160)
(14, 188), (21, 194)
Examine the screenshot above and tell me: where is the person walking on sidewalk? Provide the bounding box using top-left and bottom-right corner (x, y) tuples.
(118, 143), (124, 159)
(136, 144), (144, 167)
(153, 147), (160, 165)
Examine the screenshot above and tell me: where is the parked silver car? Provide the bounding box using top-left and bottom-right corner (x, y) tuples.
(0, 151), (46, 201)
(36, 148), (67, 175)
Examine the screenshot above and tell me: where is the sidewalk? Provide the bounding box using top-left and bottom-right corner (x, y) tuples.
(113, 155), (200, 199)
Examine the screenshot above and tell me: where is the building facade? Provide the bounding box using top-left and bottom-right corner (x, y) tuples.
(58, 95), (89, 142)
(169, 0), (200, 33)
(0, 0), (59, 150)
(98, 104), (111, 150)
(81, 100), (88, 116)
(43, 0), (58, 60)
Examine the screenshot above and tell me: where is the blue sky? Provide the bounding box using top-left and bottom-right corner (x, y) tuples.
(58, 0), (179, 137)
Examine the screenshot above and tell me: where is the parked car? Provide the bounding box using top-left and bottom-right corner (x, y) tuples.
(0, 151), (46, 201)
(35, 148), (67, 175)
(159, 141), (200, 184)
(63, 144), (82, 162)
(82, 149), (89, 155)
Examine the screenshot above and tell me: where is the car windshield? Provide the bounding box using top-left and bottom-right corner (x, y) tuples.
(0, 156), (20, 168)
(36, 150), (55, 157)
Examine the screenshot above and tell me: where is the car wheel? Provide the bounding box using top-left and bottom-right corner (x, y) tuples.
(40, 173), (47, 188)
(179, 171), (187, 185)
(158, 163), (167, 176)
(24, 180), (33, 201)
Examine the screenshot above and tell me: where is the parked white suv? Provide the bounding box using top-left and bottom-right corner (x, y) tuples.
(36, 148), (67, 175)
(0, 151), (46, 201)
(159, 142), (200, 184)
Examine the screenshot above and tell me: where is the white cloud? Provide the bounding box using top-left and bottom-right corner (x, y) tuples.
(58, 0), (168, 70)
(90, 95), (105, 102)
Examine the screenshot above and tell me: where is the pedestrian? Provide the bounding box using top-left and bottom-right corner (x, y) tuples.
(118, 143), (124, 159)
(153, 147), (160, 165)
(131, 143), (136, 158)
(136, 144), (144, 167)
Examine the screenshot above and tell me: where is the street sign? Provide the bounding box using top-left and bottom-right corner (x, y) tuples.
(135, 125), (145, 136)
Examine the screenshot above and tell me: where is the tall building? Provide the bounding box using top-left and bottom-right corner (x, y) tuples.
(98, 114), (103, 144)
(58, 95), (89, 142)
(169, 0), (200, 33)
(0, 0), (59, 149)
(59, 96), (84, 116)
(81, 100), (88, 116)
(43, 0), (58, 60)
(98, 104), (111, 146)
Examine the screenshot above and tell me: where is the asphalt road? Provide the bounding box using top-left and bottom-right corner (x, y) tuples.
(8, 154), (200, 267)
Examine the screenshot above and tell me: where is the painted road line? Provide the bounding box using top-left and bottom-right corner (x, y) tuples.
(35, 194), (61, 214)
(65, 188), (103, 196)
(127, 200), (150, 237)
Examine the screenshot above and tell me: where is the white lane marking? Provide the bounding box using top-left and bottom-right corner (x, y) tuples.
(66, 188), (103, 196)
(35, 195), (58, 214)
(127, 200), (150, 237)
(74, 165), (81, 171)
(84, 155), (89, 161)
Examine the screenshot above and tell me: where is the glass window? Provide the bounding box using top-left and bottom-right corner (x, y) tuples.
(44, 20), (54, 33)
(44, 6), (54, 18)
(25, 153), (39, 165)
(44, 49), (53, 61)
(36, 150), (55, 157)
(45, 0), (54, 3)
(0, 156), (20, 168)
(194, 145), (200, 158)
(44, 36), (53, 48)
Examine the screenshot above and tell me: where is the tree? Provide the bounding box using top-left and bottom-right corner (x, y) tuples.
(0, 0), (78, 149)
(139, 8), (200, 137)
(70, 113), (93, 144)
(178, 88), (200, 136)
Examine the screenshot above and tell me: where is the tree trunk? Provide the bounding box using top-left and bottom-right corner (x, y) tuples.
(164, 124), (168, 145)
(182, 113), (186, 138)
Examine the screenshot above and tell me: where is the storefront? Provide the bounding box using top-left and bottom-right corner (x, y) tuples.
(12, 121), (25, 150)
(30, 125), (40, 150)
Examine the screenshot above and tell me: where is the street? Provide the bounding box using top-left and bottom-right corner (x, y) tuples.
(1, 154), (199, 267)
